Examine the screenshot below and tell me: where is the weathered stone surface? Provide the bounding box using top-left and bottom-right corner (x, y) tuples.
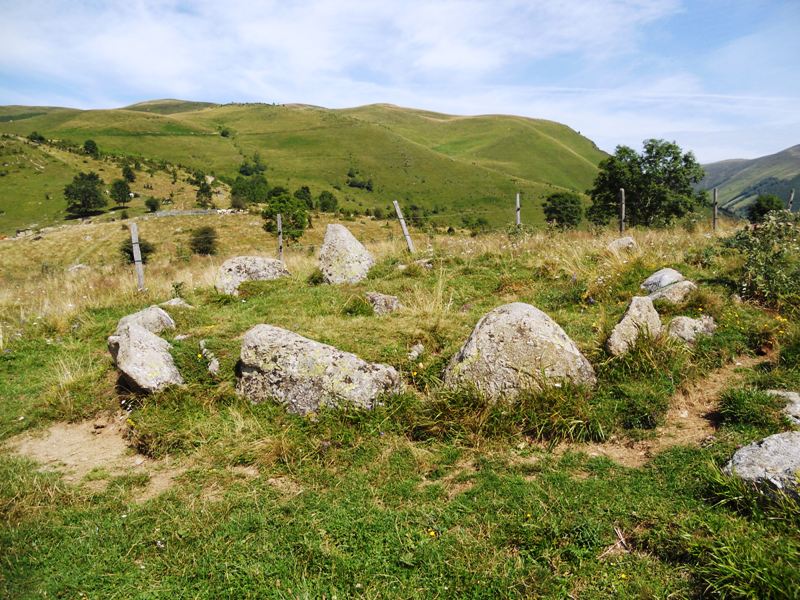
(365, 292), (402, 315)
(606, 296), (662, 356)
(607, 236), (637, 253)
(319, 224), (374, 284)
(108, 306), (176, 360)
(641, 268), (685, 293)
(113, 324), (183, 393)
(407, 343), (425, 361)
(215, 256), (290, 296)
(443, 302), (596, 398)
(766, 390), (800, 425)
(668, 315), (716, 344)
(723, 431), (800, 493)
(160, 297), (194, 309)
(648, 280), (697, 304)
(237, 324), (402, 415)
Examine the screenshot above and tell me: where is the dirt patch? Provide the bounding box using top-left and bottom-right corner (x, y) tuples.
(4, 412), (184, 502)
(567, 355), (764, 468)
(267, 476), (303, 497)
(418, 457), (477, 499)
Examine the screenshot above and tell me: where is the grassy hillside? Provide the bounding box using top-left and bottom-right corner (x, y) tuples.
(702, 144), (800, 215)
(0, 101), (606, 230)
(1, 215), (799, 597)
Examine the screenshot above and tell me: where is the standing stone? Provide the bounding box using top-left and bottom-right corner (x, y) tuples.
(648, 281), (698, 304)
(641, 268), (685, 293)
(319, 224), (375, 284)
(668, 315), (716, 344)
(108, 306), (176, 360)
(723, 431), (800, 494)
(443, 303), (596, 398)
(607, 236), (637, 253)
(113, 324), (183, 393)
(606, 296), (662, 356)
(237, 324), (402, 415)
(215, 256), (290, 296)
(365, 292), (402, 315)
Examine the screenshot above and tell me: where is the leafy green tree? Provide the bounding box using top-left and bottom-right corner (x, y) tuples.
(145, 197), (161, 212)
(64, 171), (106, 216)
(122, 164), (136, 183)
(196, 180), (213, 208)
(119, 237), (155, 264)
(268, 186), (288, 199)
(318, 190), (338, 212)
(747, 193), (785, 223)
(27, 131), (46, 143)
(230, 174), (269, 208)
(190, 226), (218, 255)
(239, 152), (266, 176)
(110, 179), (131, 206)
(543, 192), (583, 229)
(262, 193), (308, 241)
(294, 185), (313, 209)
(587, 139), (706, 227)
(83, 139), (99, 158)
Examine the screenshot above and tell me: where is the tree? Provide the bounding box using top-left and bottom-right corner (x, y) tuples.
(294, 185), (313, 209)
(119, 237), (155, 264)
(230, 174), (269, 208)
(267, 186), (288, 199)
(239, 152), (266, 176)
(122, 164), (136, 183)
(83, 139), (99, 158)
(64, 171), (106, 216)
(190, 226), (218, 255)
(543, 191), (583, 229)
(262, 193), (308, 241)
(318, 190), (338, 212)
(27, 131), (46, 143)
(196, 180), (213, 208)
(145, 197), (161, 212)
(110, 179), (131, 206)
(587, 139), (706, 228)
(747, 193), (785, 223)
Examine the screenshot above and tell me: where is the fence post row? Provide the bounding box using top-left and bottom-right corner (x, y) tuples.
(393, 200), (415, 253)
(515, 192), (521, 227)
(277, 213), (283, 262)
(712, 187), (718, 231)
(618, 188), (625, 234)
(129, 222), (145, 291)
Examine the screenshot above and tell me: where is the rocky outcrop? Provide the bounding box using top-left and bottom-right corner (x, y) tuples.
(237, 324), (402, 414)
(723, 431), (800, 494)
(215, 256), (290, 296)
(108, 306), (176, 359)
(365, 292), (402, 315)
(765, 390), (800, 426)
(113, 324), (183, 393)
(668, 315), (716, 344)
(607, 236), (637, 253)
(443, 302), (596, 398)
(641, 268), (685, 293)
(606, 296), (662, 356)
(319, 224), (374, 284)
(648, 280), (698, 304)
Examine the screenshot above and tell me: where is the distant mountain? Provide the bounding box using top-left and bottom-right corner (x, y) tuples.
(701, 145), (800, 216)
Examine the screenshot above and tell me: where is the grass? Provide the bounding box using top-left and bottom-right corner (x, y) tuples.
(1, 214), (799, 597)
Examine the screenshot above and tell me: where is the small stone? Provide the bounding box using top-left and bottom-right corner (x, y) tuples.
(160, 297), (194, 309)
(648, 280), (697, 304)
(668, 315), (716, 344)
(365, 292), (402, 315)
(208, 358), (220, 376)
(641, 268), (685, 293)
(607, 236), (637, 253)
(606, 296), (662, 356)
(407, 343), (425, 361)
(723, 431), (800, 494)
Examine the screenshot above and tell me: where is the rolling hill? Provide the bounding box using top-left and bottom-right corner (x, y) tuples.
(0, 100), (607, 233)
(701, 144), (800, 216)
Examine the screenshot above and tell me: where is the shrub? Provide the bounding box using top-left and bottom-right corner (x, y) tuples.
(342, 296), (374, 317)
(189, 226), (218, 255)
(27, 131), (46, 143)
(119, 237), (155, 264)
(262, 193), (308, 241)
(122, 164), (136, 183)
(318, 190), (338, 212)
(747, 193), (785, 223)
(144, 197), (161, 213)
(294, 185), (314, 209)
(83, 139), (99, 158)
(543, 191), (583, 229)
(110, 179), (131, 205)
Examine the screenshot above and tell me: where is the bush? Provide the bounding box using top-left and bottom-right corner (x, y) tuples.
(27, 131), (46, 143)
(318, 190), (338, 212)
(83, 139), (99, 158)
(122, 164), (136, 183)
(119, 237), (155, 264)
(189, 226), (218, 255)
(262, 193), (308, 241)
(748, 193), (785, 223)
(110, 179), (131, 205)
(543, 192), (583, 229)
(144, 197), (160, 213)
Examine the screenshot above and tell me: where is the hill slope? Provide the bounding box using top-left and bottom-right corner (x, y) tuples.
(0, 101), (606, 230)
(702, 144), (800, 215)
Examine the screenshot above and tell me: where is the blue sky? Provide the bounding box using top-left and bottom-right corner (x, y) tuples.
(0, 0), (798, 162)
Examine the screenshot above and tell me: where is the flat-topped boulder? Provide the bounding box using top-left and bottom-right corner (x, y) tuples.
(668, 315), (716, 344)
(319, 224), (374, 284)
(237, 324), (402, 415)
(108, 306), (176, 360)
(215, 256), (289, 296)
(607, 236), (637, 253)
(365, 292), (402, 315)
(443, 302), (596, 398)
(648, 280), (697, 304)
(113, 323), (183, 393)
(723, 431), (800, 494)
(641, 268), (685, 293)
(606, 296), (662, 356)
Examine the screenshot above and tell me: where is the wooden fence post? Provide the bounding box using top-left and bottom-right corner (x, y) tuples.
(277, 213), (283, 262)
(618, 188), (625, 234)
(712, 187), (718, 231)
(393, 200), (415, 253)
(515, 192), (521, 227)
(129, 222), (145, 291)
(789, 189), (795, 212)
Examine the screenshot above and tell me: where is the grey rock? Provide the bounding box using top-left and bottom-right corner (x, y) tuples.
(668, 315), (716, 344)
(215, 256), (290, 296)
(723, 431), (800, 493)
(766, 390), (800, 425)
(319, 224), (374, 284)
(174, 334), (191, 341)
(606, 296), (662, 356)
(208, 358), (220, 376)
(607, 236), (637, 253)
(160, 297), (194, 309)
(641, 268), (685, 293)
(648, 280), (698, 304)
(237, 324), (402, 414)
(365, 292), (402, 315)
(443, 302), (596, 398)
(67, 263), (89, 273)
(113, 324), (183, 393)
(108, 306), (176, 360)
(407, 343), (425, 361)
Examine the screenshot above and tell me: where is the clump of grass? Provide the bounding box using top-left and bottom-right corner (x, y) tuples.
(341, 295), (374, 317)
(718, 387), (784, 430)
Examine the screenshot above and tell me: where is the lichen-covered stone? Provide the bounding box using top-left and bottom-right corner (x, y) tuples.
(723, 431), (800, 493)
(319, 224), (374, 284)
(607, 236), (637, 253)
(766, 390), (800, 425)
(365, 292), (402, 315)
(215, 256), (289, 296)
(237, 324), (402, 414)
(443, 302), (596, 398)
(113, 323), (183, 393)
(641, 268), (685, 293)
(160, 297), (194, 309)
(606, 296), (662, 356)
(108, 306), (176, 360)
(668, 315), (716, 344)
(648, 280), (697, 304)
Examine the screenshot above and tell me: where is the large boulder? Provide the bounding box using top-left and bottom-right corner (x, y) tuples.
(237, 324), (402, 415)
(648, 280), (698, 304)
(215, 256), (290, 296)
(668, 315), (716, 344)
(319, 224), (375, 284)
(641, 268), (685, 293)
(723, 431), (800, 494)
(108, 306), (176, 360)
(443, 303), (596, 398)
(113, 324), (183, 393)
(365, 292), (402, 315)
(765, 390), (800, 426)
(606, 296), (662, 356)
(607, 236), (637, 253)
